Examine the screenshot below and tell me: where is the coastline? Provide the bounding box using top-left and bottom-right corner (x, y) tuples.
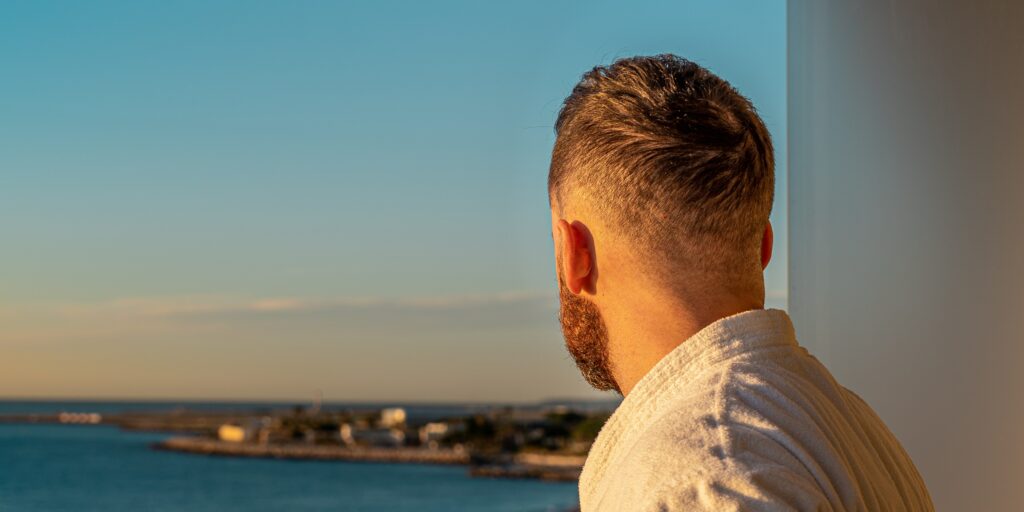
(155, 436), (584, 482)
(2, 402), (602, 484)
(155, 436), (470, 465)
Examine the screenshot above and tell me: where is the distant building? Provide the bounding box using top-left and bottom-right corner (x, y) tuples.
(218, 418), (270, 443)
(57, 412), (102, 424)
(419, 422), (449, 446)
(340, 423), (406, 447)
(418, 421), (465, 448)
(340, 423), (354, 445)
(218, 423), (251, 442)
(379, 407), (406, 428)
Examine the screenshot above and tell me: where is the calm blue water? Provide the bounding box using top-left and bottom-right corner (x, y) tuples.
(0, 424), (579, 511)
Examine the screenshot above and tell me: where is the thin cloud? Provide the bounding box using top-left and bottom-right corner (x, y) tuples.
(2, 291), (557, 321)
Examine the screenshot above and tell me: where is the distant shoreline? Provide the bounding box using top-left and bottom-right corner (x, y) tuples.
(155, 437), (584, 482)
(155, 436), (470, 465)
(0, 397), (619, 408)
(1, 401), (600, 484)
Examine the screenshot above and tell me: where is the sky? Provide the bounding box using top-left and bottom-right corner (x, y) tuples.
(0, 0), (786, 403)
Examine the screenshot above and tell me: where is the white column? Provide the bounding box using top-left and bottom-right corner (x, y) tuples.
(788, 1), (1024, 509)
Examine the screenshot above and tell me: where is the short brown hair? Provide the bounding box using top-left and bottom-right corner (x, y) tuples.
(549, 55), (774, 284)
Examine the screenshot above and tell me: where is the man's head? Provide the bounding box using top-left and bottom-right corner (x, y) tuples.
(550, 55), (775, 393)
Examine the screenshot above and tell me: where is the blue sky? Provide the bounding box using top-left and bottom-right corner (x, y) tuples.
(1, 0), (785, 402)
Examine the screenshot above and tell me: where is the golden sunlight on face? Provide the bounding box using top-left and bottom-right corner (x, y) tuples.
(550, 205), (618, 392)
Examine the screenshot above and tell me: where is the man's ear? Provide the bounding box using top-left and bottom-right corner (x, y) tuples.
(761, 221), (774, 270)
(555, 219), (597, 295)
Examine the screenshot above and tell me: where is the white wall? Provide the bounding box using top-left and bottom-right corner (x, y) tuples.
(788, 1), (1024, 509)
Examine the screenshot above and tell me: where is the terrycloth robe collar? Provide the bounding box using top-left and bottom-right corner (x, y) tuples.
(578, 308), (798, 510)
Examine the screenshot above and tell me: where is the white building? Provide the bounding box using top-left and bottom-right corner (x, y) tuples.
(217, 417), (272, 443)
(419, 422), (449, 445)
(379, 407), (406, 428)
(340, 423), (405, 447)
(217, 423), (251, 442)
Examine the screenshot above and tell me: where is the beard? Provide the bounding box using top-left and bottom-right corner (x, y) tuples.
(557, 270), (619, 393)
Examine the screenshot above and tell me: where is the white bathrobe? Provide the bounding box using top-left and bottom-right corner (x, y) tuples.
(579, 308), (933, 511)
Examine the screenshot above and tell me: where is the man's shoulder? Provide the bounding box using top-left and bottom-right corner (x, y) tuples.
(607, 401), (829, 511)
(634, 357), (844, 466)
(640, 355), (825, 432)
(624, 366), (808, 470)
(607, 362), (833, 510)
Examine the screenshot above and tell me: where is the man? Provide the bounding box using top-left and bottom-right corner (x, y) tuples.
(549, 55), (933, 511)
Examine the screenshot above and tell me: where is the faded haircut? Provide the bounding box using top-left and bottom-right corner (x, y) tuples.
(549, 54), (774, 285)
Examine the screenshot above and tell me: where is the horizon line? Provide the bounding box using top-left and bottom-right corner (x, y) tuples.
(0, 395), (621, 406)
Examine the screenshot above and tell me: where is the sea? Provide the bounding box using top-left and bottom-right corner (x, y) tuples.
(0, 400), (596, 512)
